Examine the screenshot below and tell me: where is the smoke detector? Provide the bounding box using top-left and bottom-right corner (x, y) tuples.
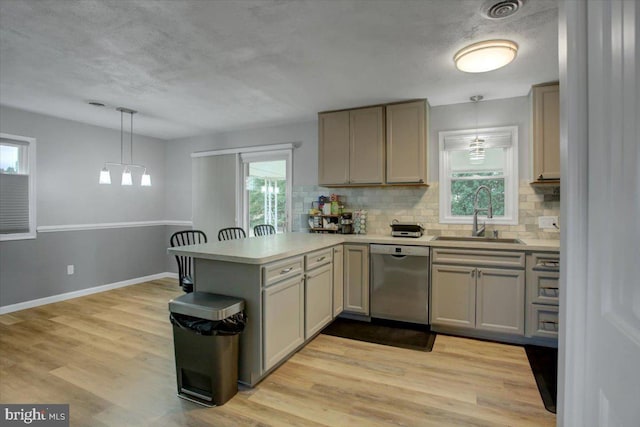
(481, 0), (526, 20)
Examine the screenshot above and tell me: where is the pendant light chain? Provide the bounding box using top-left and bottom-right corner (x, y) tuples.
(120, 109), (124, 164)
(130, 111), (133, 164)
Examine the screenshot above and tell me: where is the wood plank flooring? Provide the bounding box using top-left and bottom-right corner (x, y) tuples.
(0, 279), (555, 426)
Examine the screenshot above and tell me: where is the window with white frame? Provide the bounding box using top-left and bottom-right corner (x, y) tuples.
(439, 126), (518, 225)
(0, 133), (36, 240)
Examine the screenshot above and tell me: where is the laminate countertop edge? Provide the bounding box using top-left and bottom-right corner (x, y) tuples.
(167, 232), (560, 264)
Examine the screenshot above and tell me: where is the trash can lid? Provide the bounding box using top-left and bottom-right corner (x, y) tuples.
(169, 292), (245, 321)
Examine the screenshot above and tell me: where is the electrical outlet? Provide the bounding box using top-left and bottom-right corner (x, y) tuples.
(67, 265), (74, 275)
(538, 216), (559, 230)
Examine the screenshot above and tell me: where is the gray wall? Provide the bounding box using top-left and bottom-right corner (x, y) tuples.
(164, 120), (317, 221)
(0, 106), (170, 306)
(429, 96), (531, 182)
(1, 227), (169, 304)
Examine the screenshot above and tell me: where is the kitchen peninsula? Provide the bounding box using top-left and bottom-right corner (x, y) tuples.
(168, 232), (559, 386)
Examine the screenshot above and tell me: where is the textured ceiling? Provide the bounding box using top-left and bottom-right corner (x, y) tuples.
(0, 0), (558, 140)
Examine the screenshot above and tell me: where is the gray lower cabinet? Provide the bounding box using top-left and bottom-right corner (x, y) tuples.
(431, 248), (526, 337)
(304, 247), (334, 338)
(263, 248), (336, 372)
(262, 274), (305, 371)
(305, 262), (333, 338)
(525, 252), (560, 341)
(333, 245), (344, 316)
(431, 264), (476, 328)
(476, 267), (525, 334)
(343, 244), (370, 315)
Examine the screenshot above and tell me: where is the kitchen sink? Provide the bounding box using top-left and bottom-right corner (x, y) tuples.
(433, 236), (524, 244)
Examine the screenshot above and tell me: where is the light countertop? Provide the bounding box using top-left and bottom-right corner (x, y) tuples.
(168, 232), (560, 265)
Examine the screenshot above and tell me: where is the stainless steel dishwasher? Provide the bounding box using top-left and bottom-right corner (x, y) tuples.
(370, 244), (430, 325)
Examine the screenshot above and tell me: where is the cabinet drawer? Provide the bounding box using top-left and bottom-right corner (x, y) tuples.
(305, 248), (332, 270)
(263, 256), (304, 287)
(528, 252), (560, 271)
(528, 269), (560, 305)
(432, 248), (525, 268)
(527, 304), (559, 338)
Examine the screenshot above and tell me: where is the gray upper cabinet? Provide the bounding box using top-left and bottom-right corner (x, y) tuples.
(318, 111), (350, 185)
(531, 83), (560, 181)
(349, 106), (385, 184)
(318, 107), (384, 186)
(386, 100), (428, 184)
(318, 99), (428, 186)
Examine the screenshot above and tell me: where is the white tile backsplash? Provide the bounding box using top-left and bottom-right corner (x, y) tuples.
(292, 181), (560, 240)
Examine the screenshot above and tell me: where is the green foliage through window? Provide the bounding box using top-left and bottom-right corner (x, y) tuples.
(451, 178), (505, 216)
(247, 177), (286, 232)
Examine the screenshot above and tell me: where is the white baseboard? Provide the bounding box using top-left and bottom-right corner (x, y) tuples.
(0, 272), (179, 315)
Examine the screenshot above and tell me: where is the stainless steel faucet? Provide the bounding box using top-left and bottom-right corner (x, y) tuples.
(472, 185), (493, 237)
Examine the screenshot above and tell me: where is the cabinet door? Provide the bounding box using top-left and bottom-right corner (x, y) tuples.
(476, 268), (525, 335)
(431, 265), (476, 328)
(343, 244), (370, 315)
(263, 275), (304, 371)
(532, 84), (560, 180)
(318, 111), (350, 185)
(349, 107), (384, 184)
(386, 100), (427, 184)
(333, 245), (344, 317)
(305, 263), (334, 338)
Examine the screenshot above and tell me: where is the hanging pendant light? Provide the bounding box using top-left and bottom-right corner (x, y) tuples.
(98, 106), (151, 187)
(469, 95), (486, 164)
(140, 170), (151, 187)
(121, 166), (133, 186)
(99, 166), (111, 184)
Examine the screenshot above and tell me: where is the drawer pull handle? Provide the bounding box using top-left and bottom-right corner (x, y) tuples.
(316, 256), (326, 262)
(540, 286), (559, 290)
(533, 267), (559, 272)
(540, 320), (559, 331)
(280, 267), (293, 274)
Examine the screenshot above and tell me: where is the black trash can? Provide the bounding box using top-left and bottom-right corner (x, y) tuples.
(169, 292), (246, 407)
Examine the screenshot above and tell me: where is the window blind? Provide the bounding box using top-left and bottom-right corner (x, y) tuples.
(0, 173), (30, 234)
(443, 129), (514, 151)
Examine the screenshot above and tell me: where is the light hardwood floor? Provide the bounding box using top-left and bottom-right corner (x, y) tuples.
(0, 279), (555, 426)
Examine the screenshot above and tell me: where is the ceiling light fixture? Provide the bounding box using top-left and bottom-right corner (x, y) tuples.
(99, 107), (151, 187)
(469, 95), (485, 164)
(454, 39), (518, 73)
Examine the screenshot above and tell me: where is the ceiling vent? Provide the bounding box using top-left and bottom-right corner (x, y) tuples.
(481, 0), (526, 19)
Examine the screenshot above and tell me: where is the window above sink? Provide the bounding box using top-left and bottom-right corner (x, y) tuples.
(438, 126), (519, 226)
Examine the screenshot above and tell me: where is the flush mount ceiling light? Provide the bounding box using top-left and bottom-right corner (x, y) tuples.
(454, 39), (518, 73)
(99, 107), (151, 187)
